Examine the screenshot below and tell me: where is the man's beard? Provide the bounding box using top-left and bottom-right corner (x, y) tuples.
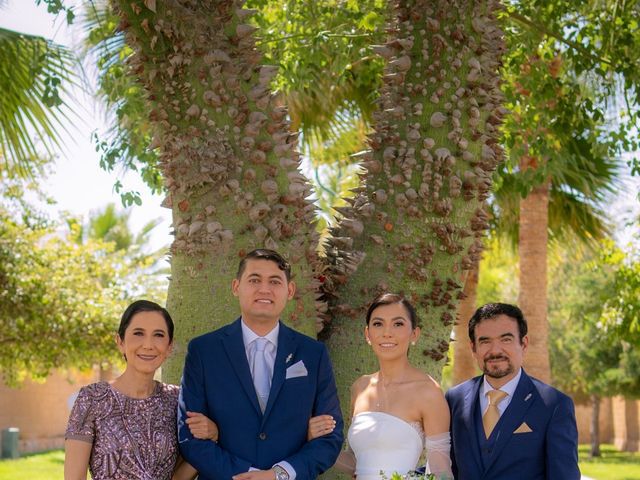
(482, 355), (514, 379)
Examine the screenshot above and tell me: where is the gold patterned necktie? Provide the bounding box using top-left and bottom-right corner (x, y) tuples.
(483, 389), (508, 438)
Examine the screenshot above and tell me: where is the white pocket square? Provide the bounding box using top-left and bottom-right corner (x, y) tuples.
(285, 360), (308, 379)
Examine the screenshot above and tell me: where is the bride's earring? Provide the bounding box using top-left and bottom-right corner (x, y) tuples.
(411, 341), (416, 346)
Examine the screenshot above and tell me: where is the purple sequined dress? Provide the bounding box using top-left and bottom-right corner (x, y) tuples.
(65, 381), (179, 480)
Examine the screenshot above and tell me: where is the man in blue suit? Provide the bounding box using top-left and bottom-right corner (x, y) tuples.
(178, 249), (343, 480)
(446, 303), (580, 480)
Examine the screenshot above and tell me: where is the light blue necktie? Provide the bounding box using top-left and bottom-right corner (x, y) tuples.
(252, 337), (271, 412)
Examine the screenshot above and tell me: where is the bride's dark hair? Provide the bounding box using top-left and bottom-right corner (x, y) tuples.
(365, 293), (419, 329)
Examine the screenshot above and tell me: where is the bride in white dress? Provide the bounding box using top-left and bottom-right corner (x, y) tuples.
(309, 293), (453, 479)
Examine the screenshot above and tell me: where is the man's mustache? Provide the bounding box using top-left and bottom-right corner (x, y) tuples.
(484, 355), (509, 362)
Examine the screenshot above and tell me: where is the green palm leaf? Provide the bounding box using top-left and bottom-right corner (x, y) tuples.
(0, 26), (76, 174)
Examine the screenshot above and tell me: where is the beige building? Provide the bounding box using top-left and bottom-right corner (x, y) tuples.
(0, 369), (100, 454)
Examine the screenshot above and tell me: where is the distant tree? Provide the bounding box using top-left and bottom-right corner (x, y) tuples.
(549, 241), (640, 457)
(0, 213), (122, 383)
(67, 202), (166, 267)
(450, 0), (639, 385)
(504, 0), (640, 382)
(451, 145), (616, 385)
(0, 163), (165, 384)
(600, 243), (640, 344)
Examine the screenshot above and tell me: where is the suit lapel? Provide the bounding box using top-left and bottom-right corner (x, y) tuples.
(461, 377), (484, 474)
(222, 318), (263, 415)
(262, 322), (299, 420)
(483, 371), (536, 474)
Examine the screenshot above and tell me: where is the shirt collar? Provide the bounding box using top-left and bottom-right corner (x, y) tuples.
(241, 318), (280, 349)
(481, 367), (522, 399)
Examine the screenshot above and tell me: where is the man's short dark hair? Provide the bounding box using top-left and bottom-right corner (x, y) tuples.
(468, 302), (528, 344)
(236, 248), (292, 281)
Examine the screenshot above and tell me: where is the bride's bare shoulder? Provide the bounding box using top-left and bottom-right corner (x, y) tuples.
(411, 370), (445, 398)
(351, 373), (375, 393)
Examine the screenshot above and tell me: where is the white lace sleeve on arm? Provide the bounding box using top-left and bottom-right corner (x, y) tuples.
(424, 431), (453, 479)
(333, 445), (356, 475)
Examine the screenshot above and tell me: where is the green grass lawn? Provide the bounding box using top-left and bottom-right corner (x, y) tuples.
(0, 450), (64, 480)
(579, 444), (640, 480)
(0, 444), (639, 479)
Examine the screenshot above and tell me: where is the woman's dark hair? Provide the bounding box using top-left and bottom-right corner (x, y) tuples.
(118, 300), (175, 343)
(365, 293), (419, 329)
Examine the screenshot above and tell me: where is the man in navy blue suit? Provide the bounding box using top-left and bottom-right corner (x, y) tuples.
(446, 303), (580, 480)
(178, 249), (343, 480)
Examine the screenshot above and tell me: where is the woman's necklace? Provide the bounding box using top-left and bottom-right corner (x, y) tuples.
(375, 372), (404, 409)
(375, 382), (386, 409)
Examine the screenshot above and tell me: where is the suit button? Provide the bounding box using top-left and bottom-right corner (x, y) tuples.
(259, 432), (267, 440)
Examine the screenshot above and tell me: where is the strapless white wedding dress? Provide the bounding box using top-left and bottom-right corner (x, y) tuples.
(348, 411), (424, 479)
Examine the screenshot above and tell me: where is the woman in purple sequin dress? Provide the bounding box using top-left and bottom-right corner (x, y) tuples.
(64, 300), (216, 480)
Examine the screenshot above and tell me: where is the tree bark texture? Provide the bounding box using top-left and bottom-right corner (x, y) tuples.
(323, 0), (506, 408)
(111, 0), (322, 382)
(452, 260), (480, 385)
(518, 179), (551, 383)
(590, 394), (601, 457)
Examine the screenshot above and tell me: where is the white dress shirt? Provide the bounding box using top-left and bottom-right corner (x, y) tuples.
(240, 319), (296, 480)
(480, 368), (522, 418)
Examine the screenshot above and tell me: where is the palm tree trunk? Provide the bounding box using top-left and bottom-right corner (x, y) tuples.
(452, 259), (480, 385)
(518, 177), (551, 383)
(590, 393), (601, 457)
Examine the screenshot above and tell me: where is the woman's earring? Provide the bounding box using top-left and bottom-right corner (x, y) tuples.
(366, 339), (371, 345)
(411, 341), (416, 346)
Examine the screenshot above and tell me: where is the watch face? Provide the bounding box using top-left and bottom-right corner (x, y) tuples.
(274, 467), (289, 480)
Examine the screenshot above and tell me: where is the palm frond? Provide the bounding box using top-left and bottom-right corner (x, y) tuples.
(0, 27), (77, 175)
(548, 188), (611, 245)
(492, 162), (614, 249)
(88, 203), (133, 250)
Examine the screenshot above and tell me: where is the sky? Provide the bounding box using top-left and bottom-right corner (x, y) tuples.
(2, 1), (639, 252)
(0, 0), (172, 251)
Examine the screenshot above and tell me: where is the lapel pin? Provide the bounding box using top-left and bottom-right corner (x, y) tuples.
(524, 393), (532, 402)
(286, 353), (293, 364)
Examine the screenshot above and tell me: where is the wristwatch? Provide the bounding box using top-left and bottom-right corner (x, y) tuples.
(273, 465), (290, 480)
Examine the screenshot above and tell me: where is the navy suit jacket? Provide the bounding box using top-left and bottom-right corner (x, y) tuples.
(178, 318), (343, 480)
(445, 370), (580, 480)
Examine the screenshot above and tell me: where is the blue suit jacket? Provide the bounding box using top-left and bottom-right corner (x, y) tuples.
(445, 370), (580, 480)
(178, 318), (344, 479)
